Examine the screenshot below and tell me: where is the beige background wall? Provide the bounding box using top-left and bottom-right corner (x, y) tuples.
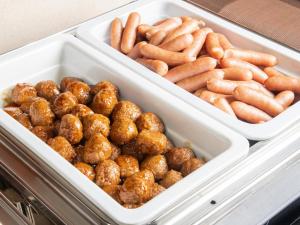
(0, 0), (132, 54)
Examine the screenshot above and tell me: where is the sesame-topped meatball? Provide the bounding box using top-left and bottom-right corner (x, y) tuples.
(165, 147), (194, 171)
(112, 100), (142, 122)
(91, 89), (118, 117)
(95, 159), (121, 187)
(47, 136), (76, 162)
(82, 114), (110, 139)
(65, 81), (91, 104)
(35, 80), (60, 102)
(59, 114), (83, 145)
(110, 118), (138, 145)
(11, 83), (37, 105)
(29, 98), (55, 126)
(136, 112), (165, 133)
(52, 91), (78, 118)
(136, 130), (167, 155)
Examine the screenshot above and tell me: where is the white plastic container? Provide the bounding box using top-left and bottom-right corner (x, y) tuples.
(0, 34), (248, 225)
(76, 0), (300, 140)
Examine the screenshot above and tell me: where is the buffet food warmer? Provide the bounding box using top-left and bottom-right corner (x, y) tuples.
(1, 0), (300, 224)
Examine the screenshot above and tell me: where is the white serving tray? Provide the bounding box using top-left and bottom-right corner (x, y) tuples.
(0, 34), (248, 225)
(76, 0), (300, 141)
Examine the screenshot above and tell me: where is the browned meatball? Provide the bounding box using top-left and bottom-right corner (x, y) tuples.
(35, 80), (60, 102)
(90, 80), (119, 96)
(74, 162), (95, 181)
(71, 104), (94, 120)
(95, 160), (120, 187)
(52, 91), (78, 118)
(152, 183), (165, 198)
(59, 114), (83, 144)
(54, 120), (61, 135)
(60, 77), (83, 92)
(159, 170), (182, 188)
(166, 138), (174, 152)
(123, 203), (143, 209)
(83, 114), (110, 139)
(102, 185), (122, 203)
(110, 143), (121, 161)
(4, 106), (23, 119)
(31, 125), (55, 142)
(29, 98), (55, 126)
(119, 170), (154, 204)
(136, 112), (165, 133)
(91, 89), (118, 116)
(121, 140), (144, 162)
(20, 97), (43, 114)
(136, 130), (167, 155)
(165, 148), (195, 171)
(115, 155), (139, 178)
(83, 133), (112, 164)
(65, 81), (91, 104)
(11, 83), (37, 105)
(181, 158), (205, 177)
(141, 155), (168, 180)
(16, 113), (33, 130)
(110, 118), (138, 145)
(112, 100), (142, 122)
(73, 145), (85, 163)
(47, 136), (76, 162)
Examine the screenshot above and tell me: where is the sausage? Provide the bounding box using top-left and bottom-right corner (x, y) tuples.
(110, 18), (123, 51)
(159, 33), (194, 52)
(183, 28), (213, 57)
(220, 58), (268, 84)
(137, 24), (153, 36)
(146, 17), (182, 39)
(213, 97), (237, 117)
(233, 86), (284, 117)
(218, 33), (233, 50)
(153, 18), (167, 26)
(149, 30), (167, 45)
(224, 48), (277, 67)
(127, 41), (147, 59)
(121, 12), (141, 54)
(176, 69), (224, 92)
(162, 20), (199, 44)
(265, 75), (300, 93)
(164, 57), (217, 82)
(140, 43), (195, 66)
(275, 91), (295, 108)
(180, 16), (206, 27)
(263, 67), (285, 77)
(136, 58), (168, 76)
(222, 67), (253, 81)
(205, 32), (224, 59)
(195, 89), (233, 104)
(231, 101), (272, 123)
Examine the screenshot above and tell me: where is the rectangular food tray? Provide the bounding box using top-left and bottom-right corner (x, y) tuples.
(76, 0), (300, 140)
(0, 34), (248, 225)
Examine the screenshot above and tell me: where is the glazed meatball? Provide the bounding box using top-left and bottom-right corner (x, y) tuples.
(141, 155), (168, 180)
(110, 143), (121, 161)
(71, 104), (94, 120)
(31, 125), (55, 142)
(91, 89), (118, 116)
(121, 140), (144, 162)
(95, 160), (121, 187)
(159, 170), (182, 188)
(4, 106), (23, 119)
(29, 98), (55, 126)
(35, 80), (60, 102)
(115, 155), (139, 178)
(112, 100), (142, 122)
(136, 112), (165, 133)
(59, 114), (83, 144)
(119, 170), (154, 204)
(74, 162), (95, 181)
(152, 183), (165, 198)
(136, 130), (167, 155)
(73, 145), (85, 163)
(90, 80), (119, 96)
(110, 118), (138, 145)
(47, 136), (76, 162)
(83, 133), (112, 164)
(52, 91), (78, 118)
(83, 114), (110, 139)
(11, 83), (37, 105)
(181, 158), (205, 177)
(20, 97), (43, 114)
(16, 113), (33, 130)
(60, 77), (83, 92)
(165, 148), (195, 171)
(102, 185), (122, 203)
(65, 81), (91, 104)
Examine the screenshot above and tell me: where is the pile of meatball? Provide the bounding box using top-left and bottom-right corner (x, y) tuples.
(3, 77), (205, 208)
